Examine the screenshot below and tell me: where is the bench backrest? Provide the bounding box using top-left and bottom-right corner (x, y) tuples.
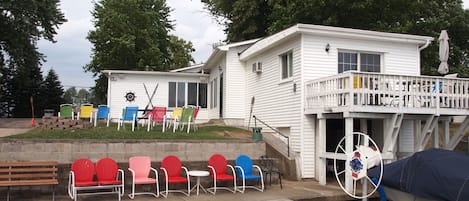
(0, 161), (59, 186)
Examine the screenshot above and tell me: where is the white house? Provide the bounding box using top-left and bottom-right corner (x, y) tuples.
(105, 24), (469, 185)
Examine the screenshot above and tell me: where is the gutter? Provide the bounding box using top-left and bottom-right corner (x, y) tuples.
(418, 39), (432, 51)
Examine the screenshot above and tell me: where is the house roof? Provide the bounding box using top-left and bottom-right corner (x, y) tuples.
(203, 38), (260, 70)
(169, 63), (204, 73)
(239, 23), (434, 61)
(102, 70), (209, 78)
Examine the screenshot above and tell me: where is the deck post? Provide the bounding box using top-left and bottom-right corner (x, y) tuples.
(344, 117), (353, 192)
(316, 116), (327, 185)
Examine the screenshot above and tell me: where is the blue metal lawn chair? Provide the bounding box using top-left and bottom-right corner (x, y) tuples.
(94, 105), (110, 127)
(235, 155), (264, 193)
(117, 106), (138, 131)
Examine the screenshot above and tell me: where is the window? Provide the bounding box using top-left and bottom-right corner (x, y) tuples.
(168, 82), (176, 107)
(188, 82), (197, 106)
(360, 53), (381, 72)
(338, 51), (381, 73)
(168, 81), (207, 108)
(177, 82), (185, 107)
(199, 83), (207, 108)
(210, 78), (217, 108)
(280, 51), (293, 79)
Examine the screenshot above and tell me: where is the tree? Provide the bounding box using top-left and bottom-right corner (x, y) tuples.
(0, 56), (16, 117)
(85, 0), (195, 102)
(77, 89), (91, 105)
(201, 0), (272, 42)
(41, 69), (64, 114)
(0, 0), (66, 117)
(202, 0), (469, 77)
(63, 87), (77, 104)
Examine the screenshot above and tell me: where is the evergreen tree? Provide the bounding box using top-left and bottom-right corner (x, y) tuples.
(0, 55), (16, 117)
(41, 69), (64, 115)
(0, 0), (66, 117)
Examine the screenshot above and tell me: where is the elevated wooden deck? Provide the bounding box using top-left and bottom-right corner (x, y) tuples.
(305, 72), (469, 116)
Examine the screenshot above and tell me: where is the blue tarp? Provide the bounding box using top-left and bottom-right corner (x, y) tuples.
(368, 148), (469, 201)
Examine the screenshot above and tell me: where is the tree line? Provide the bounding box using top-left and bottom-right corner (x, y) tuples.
(1, 0), (468, 118)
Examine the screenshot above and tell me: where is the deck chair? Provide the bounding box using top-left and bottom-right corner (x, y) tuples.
(159, 155), (190, 197)
(259, 155), (282, 189)
(68, 158), (97, 201)
(128, 156), (159, 199)
(94, 105), (110, 127)
(207, 154), (236, 194)
(169, 108), (182, 132)
(235, 155), (264, 193)
(95, 158), (125, 198)
(78, 103), (93, 123)
(117, 106), (138, 131)
(192, 107), (200, 131)
(147, 107), (167, 132)
(59, 104), (74, 119)
(175, 107), (194, 133)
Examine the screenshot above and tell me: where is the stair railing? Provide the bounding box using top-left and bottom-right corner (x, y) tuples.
(252, 115), (290, 157)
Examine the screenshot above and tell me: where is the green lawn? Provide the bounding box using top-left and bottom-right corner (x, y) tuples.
(6, 123), (247, 140)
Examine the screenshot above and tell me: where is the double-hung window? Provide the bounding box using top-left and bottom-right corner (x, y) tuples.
(280, 51), (293, 79)
(338, 51), (381, 73)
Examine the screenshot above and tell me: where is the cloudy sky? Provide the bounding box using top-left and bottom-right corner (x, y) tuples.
(38, 0), (225, 89)
(38, 0), (469, 89)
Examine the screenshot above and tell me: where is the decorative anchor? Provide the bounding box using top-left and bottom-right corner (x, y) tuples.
(143, 83), (158, 115)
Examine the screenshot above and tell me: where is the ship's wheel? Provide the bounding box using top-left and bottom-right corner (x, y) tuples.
(333, 132), (383, 199)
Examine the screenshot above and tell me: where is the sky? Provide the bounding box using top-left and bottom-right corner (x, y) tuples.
(38, 0), (469, 89)
(38, 0), (225, 89)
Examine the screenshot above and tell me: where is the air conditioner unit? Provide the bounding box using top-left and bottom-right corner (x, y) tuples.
(253, 62), (262, 73)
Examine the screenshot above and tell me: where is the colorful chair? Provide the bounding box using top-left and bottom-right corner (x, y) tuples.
(207, 154), (236, 194)
(169, 108), (183, 132)
(94, 105), (110, 127)
(68, 158), (124, 201)
(128, 156), (159, 199)
(235, 155), (264, 193)
(68, 158), (97, 200)
(78, 103), (93, 123)
(95, 158), (124, 196)
(192, 106), (200, 131)
(160, 155), (190, 197)
(174, 107), (194, 133)
(147, 107), (167, 132)
(59, 104), (74, 119)
(117, 106), (138, 131)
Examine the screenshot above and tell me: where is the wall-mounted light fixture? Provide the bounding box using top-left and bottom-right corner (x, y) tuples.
(325, 43), (330, 53)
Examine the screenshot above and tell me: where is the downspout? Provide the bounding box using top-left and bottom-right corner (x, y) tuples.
(418, 39), (432, 51)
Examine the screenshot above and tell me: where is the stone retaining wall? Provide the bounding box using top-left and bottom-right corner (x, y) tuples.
(0, 139), (266, 196)
(0, 139), (265, 163)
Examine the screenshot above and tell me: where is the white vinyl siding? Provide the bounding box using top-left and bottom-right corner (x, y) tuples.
(244, 36), (302, 154)
(399, 120), (415, 153)
(302, 34), (422, 82)
(107, 73), (209, 121)
(223, 46), (248, 120)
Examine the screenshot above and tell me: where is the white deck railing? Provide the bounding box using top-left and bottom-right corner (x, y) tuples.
(305, 72), (469, 114)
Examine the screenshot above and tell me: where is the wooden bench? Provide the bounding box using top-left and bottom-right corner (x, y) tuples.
(0, 161), (59, 201)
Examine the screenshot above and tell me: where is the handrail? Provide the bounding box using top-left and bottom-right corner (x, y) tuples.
(252, 115), (290, 157)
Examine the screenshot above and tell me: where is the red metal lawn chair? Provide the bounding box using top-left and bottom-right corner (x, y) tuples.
(160, 155), (190, 197)
(207, 154), (237, 194)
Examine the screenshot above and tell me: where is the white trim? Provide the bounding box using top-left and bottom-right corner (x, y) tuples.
(103, 70), (209, 78)
(240, 23), (433, 61)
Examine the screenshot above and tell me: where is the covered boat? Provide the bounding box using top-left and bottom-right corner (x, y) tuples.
(369, 148), (469, 201)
